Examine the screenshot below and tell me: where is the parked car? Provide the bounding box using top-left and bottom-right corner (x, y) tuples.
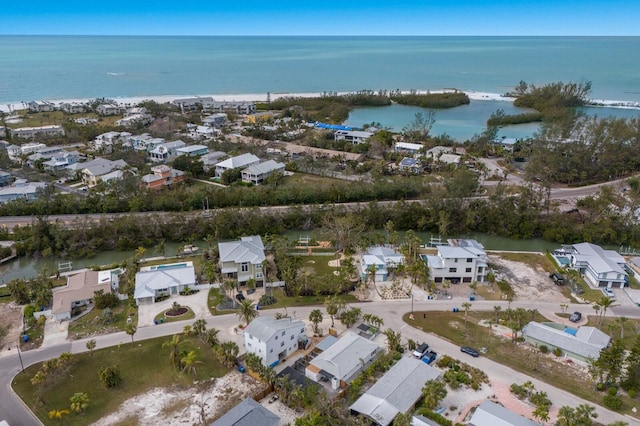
(460, 346), (480, 357)
(549, 273), (565, 285)
(235, 292), (246, 301)
(421, 350), (438, 365)
(602, 288), (616, 299)
(413, 342), (430, 358)
(569, 312), (582, 323)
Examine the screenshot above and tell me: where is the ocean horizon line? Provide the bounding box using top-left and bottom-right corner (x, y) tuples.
(2, 34), (639, 39)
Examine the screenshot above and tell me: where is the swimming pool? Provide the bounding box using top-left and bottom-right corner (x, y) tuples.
(554, 256), (570, 266)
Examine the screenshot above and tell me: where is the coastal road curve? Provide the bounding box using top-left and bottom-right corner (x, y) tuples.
(1, 299), (637, 425)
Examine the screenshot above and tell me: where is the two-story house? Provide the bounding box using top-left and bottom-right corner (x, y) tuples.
(214, 153), (260, 178)
(422, 239), (488, 284)
(243, 316), (307, 367)
(559, 242), (627, 288)
(148, 140), (187, 163)
(241, 160), (285, 185)
(218, 235), (266, 286)
(334, 130), (372, 145)
(141, 165), (185, 190)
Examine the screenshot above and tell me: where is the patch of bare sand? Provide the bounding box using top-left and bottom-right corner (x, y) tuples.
(93, 372), (269, 426)
(489, 255), (568, 302)
(0, 301), (24, 353)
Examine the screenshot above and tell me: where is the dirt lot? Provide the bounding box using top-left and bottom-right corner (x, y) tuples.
(0, 301), (24, 352)
(487, 255), (567, 301)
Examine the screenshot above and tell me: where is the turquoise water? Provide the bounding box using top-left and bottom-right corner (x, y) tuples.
(1, 36), (640, 103)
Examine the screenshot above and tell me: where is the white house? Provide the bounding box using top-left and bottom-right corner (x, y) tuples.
(558, 243), (627, 288)
(361, 246), (404, 282)
(28, 100), (55, 112)
(60, 102), (87, 114)
(10, 125), (65, 139)
(218, 235), (266, 285)
(306, 331), (381, 389)
(243, 316), (307, 367)
(134, 262), (196, 305)
(422, 239), (488, 283)
(241, 160), (285, 185)
(148, 140), (187, 163)
(214, 153), (260, 178)
(115, 113), (153, 127)
(96, 104), (121, 116)
(394, 142), (424, 154)
(349, 357), (442, 426)
(334, 130), (372, 145)
(42, 151), (81, 171)
(6, 142), (47, 162)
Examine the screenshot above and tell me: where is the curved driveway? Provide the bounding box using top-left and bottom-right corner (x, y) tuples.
(1, 298), (638, 425)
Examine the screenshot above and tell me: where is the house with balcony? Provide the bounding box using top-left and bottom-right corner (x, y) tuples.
(42, 151), (81, 172)
(6, 142), (47, 162)
(361, 246), (404, 282)
(203, 113), (227, 128)
(28, 100), (55, 112)
(148, 140), (187, 163)
(421, 239), (488, 284)
(214, 153), (260, 178)
(79, 158), (128, 187)
(241, 160), (285, 185)
(394, 142), (424, 154)
(60, 102), (87, 114)
(134, 262), (196, 305)
(94, 131), (130, 154)
(334, 130), (372, 145)
(218, 235), (266, 286)
(172, 96), (214, 112)
(96, 104), (122, 116)
(115, 113), (153, 127)
(243, 316), (307, 367)
(556, 242), (627, 288)
(176, 144), (208, 157)
(26, 146), (66, 167)
(141, 165), (185, 190)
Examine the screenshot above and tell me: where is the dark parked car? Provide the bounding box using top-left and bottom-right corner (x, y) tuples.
(569, 312), (582, 323)
(461, 346), (480, 357)
(549, 273), (565, 285)
(413, 342), (430, 358)
(235, 292), (245, 301)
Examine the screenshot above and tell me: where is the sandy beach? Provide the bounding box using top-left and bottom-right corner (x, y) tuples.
(1, 90), (639, 114)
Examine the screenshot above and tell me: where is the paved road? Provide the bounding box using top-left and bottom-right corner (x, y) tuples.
(1, 298), (637, 425)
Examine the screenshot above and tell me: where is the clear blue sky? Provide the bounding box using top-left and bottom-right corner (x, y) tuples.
(3, 0), (638, 36)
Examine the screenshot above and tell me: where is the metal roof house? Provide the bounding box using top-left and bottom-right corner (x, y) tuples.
(244, 316), (307, 367)
(522, 321), (610, 363)
(361, 246), (404, 282)
(349, 356), (442, 426)
(558, 242), (627, 288)
(241, 160), (285, 185)
(218, 235), (266, 285)
(422, 239), (488, 283)
(306, 331), (382, 389)
(469, 400), (539, 426)
(134, 262), (196, 305)
(214, 153), (260, 178)
(210, 398), (279, 426)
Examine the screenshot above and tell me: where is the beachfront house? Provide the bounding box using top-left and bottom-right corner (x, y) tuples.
(556, 242), (628, 288)
(243, 316), (307, 367)
(240, 160), (285, 185)
(206, 100), (256, 114)
(306, 331), (381, 389)
(96, 104), (121, 116)
(134, 262), (196, 305)
(214, 153), (260, 178)
(523, 321), (611, 363)
(51, 269), (120, 321)
(141, 165), (185, 190)
(349, 357), (442, 426)
(172, 96), (214, 112)
(218, 235), (266, 286)
(60, 102), (87, 114)
(27, 100), (55, 113)
(361, 246), (404, 282)
(421, 239), (488, 284)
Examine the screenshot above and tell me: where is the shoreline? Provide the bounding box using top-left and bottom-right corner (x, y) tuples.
(1, 90), (639, 114)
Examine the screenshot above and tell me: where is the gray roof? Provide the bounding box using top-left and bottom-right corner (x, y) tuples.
(244, 316), (305, 343)
(469, 400), (539, 426)
(412, 415), (440, 426)
(315, 335), (338, 351)
(211, 398), (279, 426)
(310, 331), (380, 381)
(242, 160), (284, 176)
(134, 264), (196, 299)
(349, 357), (442, 426)
(219, 235), (265, 265)
(569, 242), (626, 276)
(216, 153), (260, 170)
(81, 158), (128, 177)
(523, 322), (610, 360)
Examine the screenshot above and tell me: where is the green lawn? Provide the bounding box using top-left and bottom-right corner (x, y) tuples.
(406, 311), (640, 419)
(6, 110), (121, 128)
(586, 315), (640, 350)
(12, 335), (230, 426)
(20, 321), (44, 351)
(154, 306), (196, 324)
(259, 288), (357, 311)
(68, 302), (134, 340)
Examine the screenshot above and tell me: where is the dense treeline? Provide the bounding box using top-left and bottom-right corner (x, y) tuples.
(486, 111), (544, 126)
(12, 184), (640, 259)
(0, 176), (431, 217)
(391, 92), (470, 109)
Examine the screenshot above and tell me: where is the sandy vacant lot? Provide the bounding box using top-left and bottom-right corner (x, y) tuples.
(488, 255), (566, 301)
(0, 301), (24, 353)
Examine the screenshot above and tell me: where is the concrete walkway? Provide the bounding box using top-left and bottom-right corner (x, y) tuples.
(137, 290), (211, 327)
(41, 318), (69, 348)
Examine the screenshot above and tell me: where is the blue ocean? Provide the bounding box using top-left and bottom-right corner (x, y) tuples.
(1, 36), (639, 140)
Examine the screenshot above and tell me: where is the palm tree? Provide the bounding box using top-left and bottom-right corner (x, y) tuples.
(309, 309), (323, 335)
(223, 279), (237, 303)
(597, 296), (615, 325)
(86, 339), (96, 356)
(493, 305), (502, 324)
(181, 350), (203, 380)
(244, 352), (263, 372)
(618, 316), (628, 339)
(442, 280), (451, 297)
(422, 379), (447, 410)
(215, 341), (239, 368)
(236, 299), (258, 325)
(366, 263), (382, 297)
(163, 334), (184, 368)
(324, 295), (345, 327)
(461, 302), (472, 325)
(204, 328), (220, 347)
(192, 319), (207, 336)
(382, 328), (402, 352)
(69, 392), (89, 414)
(125, 323), (137, 344)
